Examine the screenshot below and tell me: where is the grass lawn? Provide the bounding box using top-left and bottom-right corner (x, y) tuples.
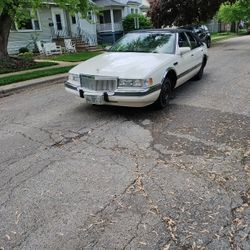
(0, 66), (73, 86)
(49, 51), (102, 62)
(0, 60), (58, 74)
(211, 31), (248, 43)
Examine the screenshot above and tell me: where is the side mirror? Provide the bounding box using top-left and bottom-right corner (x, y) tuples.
(178, 47), (191, 55)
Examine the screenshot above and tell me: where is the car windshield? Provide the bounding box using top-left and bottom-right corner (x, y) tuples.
(110, 32), (176, 54)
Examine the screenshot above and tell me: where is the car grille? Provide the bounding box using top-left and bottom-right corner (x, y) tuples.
(80, 75), (117, 92)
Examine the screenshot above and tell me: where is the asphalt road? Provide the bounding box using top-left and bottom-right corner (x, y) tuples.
(0, 36), (249, 250)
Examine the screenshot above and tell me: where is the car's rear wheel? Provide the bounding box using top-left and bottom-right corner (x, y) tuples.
(153, 77), (172, 109)
(206, 37), (211, 48)
(193, 58), (206, 81)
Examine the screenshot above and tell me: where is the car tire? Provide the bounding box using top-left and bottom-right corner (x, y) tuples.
(154, 77), (172, 109)
(193, 59), (206, 81)
(206, 38), (211, 48)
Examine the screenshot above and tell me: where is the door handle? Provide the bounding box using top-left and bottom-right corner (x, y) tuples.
(173, 62), (178, 66)
(191, 54), (194, 56)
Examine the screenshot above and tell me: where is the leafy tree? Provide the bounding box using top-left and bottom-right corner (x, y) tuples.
(217, 0), (250, 25)
(123, 14), (152, 33)
(0, 0), (91, 59)
(149, 0), (234, 27)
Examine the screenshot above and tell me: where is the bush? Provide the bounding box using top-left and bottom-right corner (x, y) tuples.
(18, 51), (34, 60)
(19, 47), (29, 53)
(123, 14), (152, 33)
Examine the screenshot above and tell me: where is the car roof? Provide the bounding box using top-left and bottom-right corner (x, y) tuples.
(129, 28), (192, 34)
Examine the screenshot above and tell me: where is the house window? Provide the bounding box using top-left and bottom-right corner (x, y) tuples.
(113, 10), (122, 23)
(55, 14), (62, 30)
(87, 11), (93, 21)
(17, 10), (41, 31)
(130, 7), (139, 14)
(99, 10), (111, 24)
(71, 15), (76, 24)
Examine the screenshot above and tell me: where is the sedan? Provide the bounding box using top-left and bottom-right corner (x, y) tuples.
(65, 29), (208, 109)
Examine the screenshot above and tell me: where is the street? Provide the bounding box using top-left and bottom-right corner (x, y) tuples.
(0, 36), (249, 250)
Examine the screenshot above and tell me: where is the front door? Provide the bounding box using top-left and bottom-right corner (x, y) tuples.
(70, 14), (78, 37)
(51, 8), (66, 37)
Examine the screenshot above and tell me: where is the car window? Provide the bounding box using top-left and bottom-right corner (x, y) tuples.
(185, 32), (199, 49)
(178, 32), (190, 48)
(110, 32), (176, 54)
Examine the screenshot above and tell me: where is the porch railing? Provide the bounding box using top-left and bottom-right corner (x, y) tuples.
(97, 22), (123, 32)
(51, 28), (69, 39)
(77, 27), (98, 46)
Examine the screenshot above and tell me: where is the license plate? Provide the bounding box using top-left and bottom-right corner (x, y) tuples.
(85, 95), (104, 105)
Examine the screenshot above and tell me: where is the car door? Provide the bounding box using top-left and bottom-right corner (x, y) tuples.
(185, 31), (204, 75)
(175, 32), (196, 87)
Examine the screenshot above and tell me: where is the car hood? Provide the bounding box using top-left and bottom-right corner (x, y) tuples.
(70, 52), (176, 79)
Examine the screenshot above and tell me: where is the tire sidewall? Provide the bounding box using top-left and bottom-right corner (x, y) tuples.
(206, 38), (211, 48)
(159, 77), (172, 108)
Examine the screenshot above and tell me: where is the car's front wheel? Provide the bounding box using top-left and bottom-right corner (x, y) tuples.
(154, 77), (172, 109)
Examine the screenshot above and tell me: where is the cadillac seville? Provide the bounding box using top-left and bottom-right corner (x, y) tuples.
(65, 29), (208, 108)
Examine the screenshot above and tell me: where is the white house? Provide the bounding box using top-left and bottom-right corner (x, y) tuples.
(7, 0), (150, 54)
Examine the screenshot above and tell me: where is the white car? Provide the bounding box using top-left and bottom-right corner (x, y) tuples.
(65, 29), (208, 108)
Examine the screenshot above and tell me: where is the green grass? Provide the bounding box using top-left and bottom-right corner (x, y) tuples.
(211, 31), (248, 43)
(0, 60), (58, 74)
(50, 51), (102, 62)
(0, 66), (73, 86)
(211, 32), (237, 42)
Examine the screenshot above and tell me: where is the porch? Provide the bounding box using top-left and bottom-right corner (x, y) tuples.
(97, 9), (123, 33)
(49, 8), (97, 46)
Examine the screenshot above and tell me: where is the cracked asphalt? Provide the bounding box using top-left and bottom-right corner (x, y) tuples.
(0, 36), (249, 250)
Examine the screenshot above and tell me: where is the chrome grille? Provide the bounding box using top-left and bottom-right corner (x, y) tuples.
(80, 75), (117, 92)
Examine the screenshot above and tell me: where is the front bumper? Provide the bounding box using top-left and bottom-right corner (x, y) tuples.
(64, 82), (161, 107)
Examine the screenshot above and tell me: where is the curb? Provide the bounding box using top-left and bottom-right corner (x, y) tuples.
(0, 73), (68, 98)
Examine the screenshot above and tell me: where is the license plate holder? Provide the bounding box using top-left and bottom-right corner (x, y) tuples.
(85, 95), (104, 105)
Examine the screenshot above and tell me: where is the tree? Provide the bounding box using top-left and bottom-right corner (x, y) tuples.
(149, 0), (234, 27)
(0, 0), (91, 59)
(217, 0), (250, 27)
(123, 14), (152, 33)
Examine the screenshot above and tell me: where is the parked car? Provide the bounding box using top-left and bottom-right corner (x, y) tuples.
(65, 29), (208, 109)
(179, 25), (211, 48)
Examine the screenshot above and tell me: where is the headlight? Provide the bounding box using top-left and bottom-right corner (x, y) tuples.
(68, 73), (80, 83)
(118, 78), (153, 88)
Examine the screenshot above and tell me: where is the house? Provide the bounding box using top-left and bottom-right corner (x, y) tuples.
(94, 0), (150, 43)
(8, 3), (97, 54)
(7, 0), (150, 54)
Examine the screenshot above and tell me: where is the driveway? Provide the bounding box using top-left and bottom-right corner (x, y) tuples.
(0, 35), (249, 250)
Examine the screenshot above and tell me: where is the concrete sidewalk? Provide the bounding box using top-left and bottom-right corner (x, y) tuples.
(0, 60), (77, 97)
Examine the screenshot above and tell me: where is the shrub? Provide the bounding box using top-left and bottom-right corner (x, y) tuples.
(19, 47), (29, 53)
(18, 51), (34, 60)
(123, 14), (152, 33)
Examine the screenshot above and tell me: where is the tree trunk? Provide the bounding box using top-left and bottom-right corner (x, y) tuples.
(230, 22), (236, 32)
(0, 11), (12, 60)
